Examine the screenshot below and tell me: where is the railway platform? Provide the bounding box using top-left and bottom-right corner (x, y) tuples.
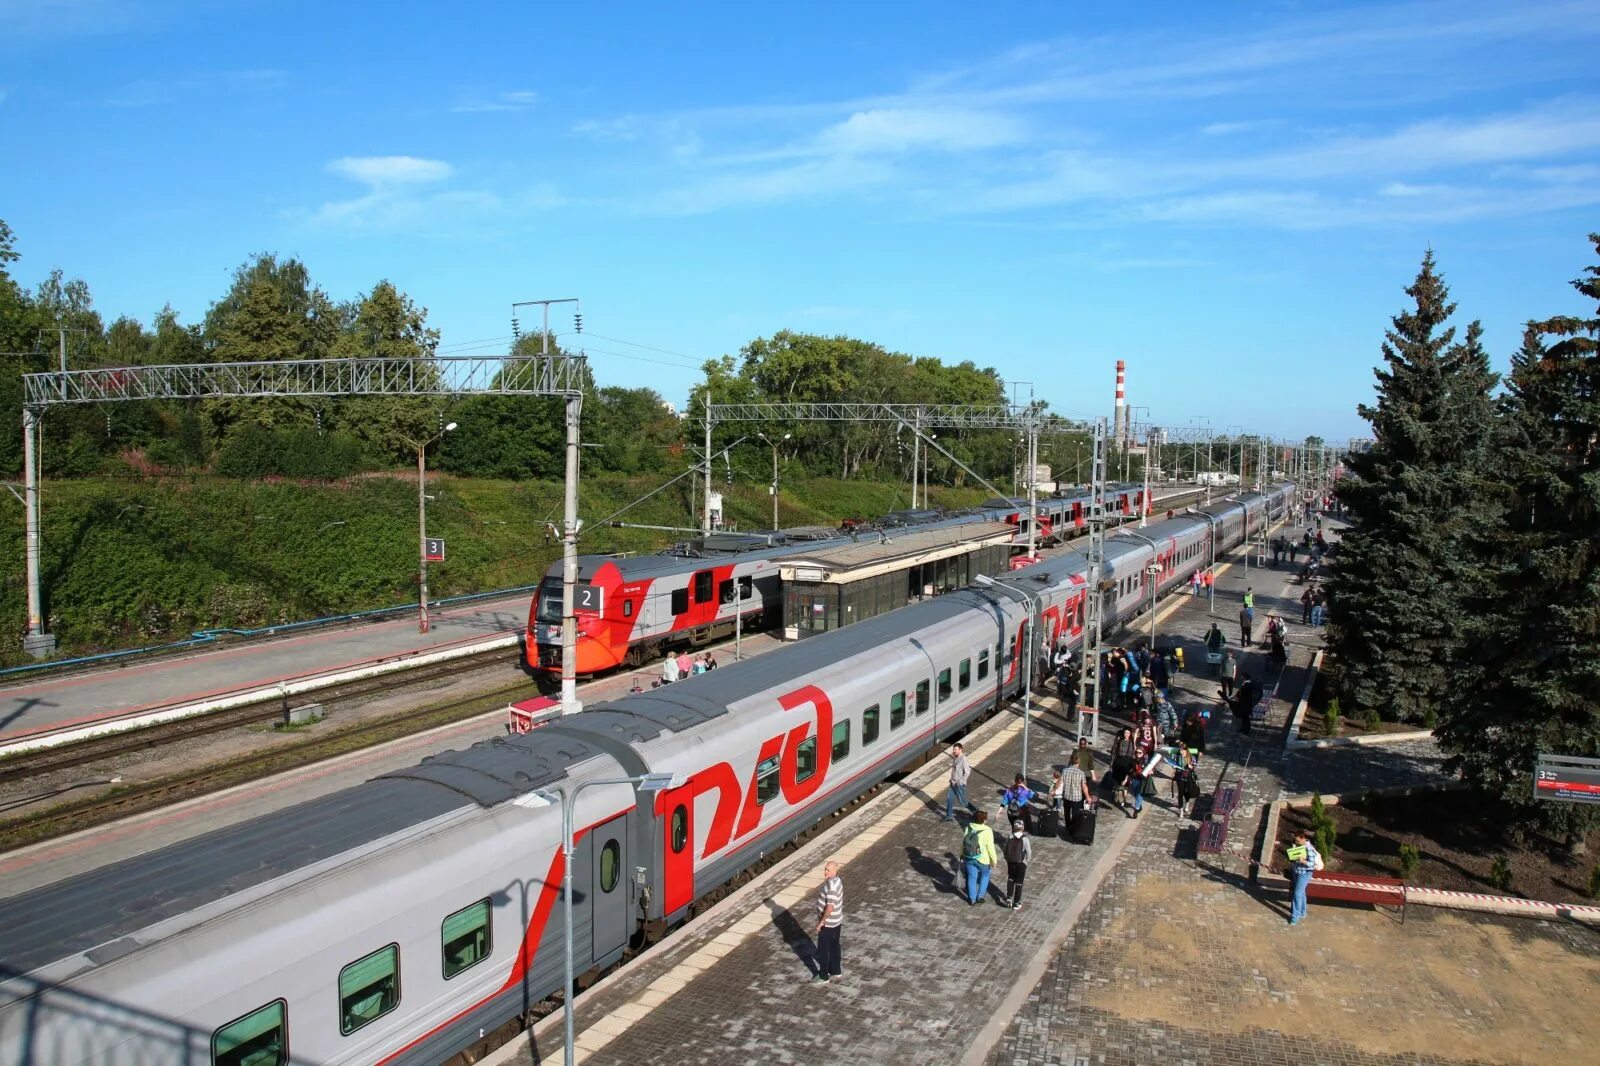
(484, 513), (1323, 1066)
(0, 591), (533, 748)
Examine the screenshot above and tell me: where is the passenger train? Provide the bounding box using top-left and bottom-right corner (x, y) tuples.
(0, 486), (1292, 1066)
(526, 483), (1152, 675)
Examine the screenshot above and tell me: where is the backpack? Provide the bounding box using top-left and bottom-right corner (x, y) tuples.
(1311, 850), (1325, 872)
(1005, 835), (1027, 864)
(962, 827), (983, 860)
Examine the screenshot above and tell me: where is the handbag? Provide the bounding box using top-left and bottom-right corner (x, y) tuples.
(1140, 774), (1159, 799)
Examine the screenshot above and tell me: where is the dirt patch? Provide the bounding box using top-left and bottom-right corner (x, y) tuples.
(1295, 665), (1426, 740)
(1083, 867), (1600, 1064)
(1276, 789), (1600, 905)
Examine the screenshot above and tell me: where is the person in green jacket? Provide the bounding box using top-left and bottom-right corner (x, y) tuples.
(961, 809), (998, 905)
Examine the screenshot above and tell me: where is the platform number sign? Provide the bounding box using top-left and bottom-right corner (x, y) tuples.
(575, 583), (604, 613)
(424, 538), (446, 562)
(1534, 754), (1600, 805)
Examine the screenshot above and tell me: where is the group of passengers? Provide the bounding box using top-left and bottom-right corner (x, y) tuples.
(658, 650), (717, 685)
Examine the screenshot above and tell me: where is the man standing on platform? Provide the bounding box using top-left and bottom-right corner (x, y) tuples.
(1239, 604), (1255, 647)
(812, 860), (844, 982)
(943, 743), (972, 821)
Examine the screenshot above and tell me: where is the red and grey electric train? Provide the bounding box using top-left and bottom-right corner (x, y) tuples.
(0, 486), (1291, 1066)
(526, 484), (1151, 675)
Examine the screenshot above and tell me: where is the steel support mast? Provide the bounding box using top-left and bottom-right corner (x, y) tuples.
(1074, 417), (1109, 743)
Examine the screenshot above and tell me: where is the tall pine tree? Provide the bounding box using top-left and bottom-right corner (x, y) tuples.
(1442, 235), (1600, 852)
(1328, 251), (1498, 724)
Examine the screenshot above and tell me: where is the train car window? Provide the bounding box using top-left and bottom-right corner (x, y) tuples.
(719, 579), (735, 604)
(622, 598), (633, 618)
(338, 944), (400, 1036)
(740, 576), (754, 599)
(442, 899), (493, 980)
(890, 691), (906, 729)
(671, 805), (688, 852)
(915, 680), (930, 714)
(795, 736), (819, 781)
(671, 588), (689, 616)
(863, 704), (881, 745)
(978, 648), (990, 680)
(959, 658), (972, 691)
(831, 721), (850, 762)
(600, 840), (622, 893)
(938, 668), (952, 703)
(212, 1000), (287, 1066)
(693, 571), (714, 603)
(756, 755), (781, 803)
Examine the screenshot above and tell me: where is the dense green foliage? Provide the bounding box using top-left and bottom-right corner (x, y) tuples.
(1326, 252), (1498, 724)
(1436, 235), (1600, 847)
(1332, 235), (1599, 846)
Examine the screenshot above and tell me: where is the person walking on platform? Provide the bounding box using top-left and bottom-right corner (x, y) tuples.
(1300, 587), (1313, 624)
(1190, 569), (1201, 596)
(1234, 672), (1262, 734)
(1289, 541), (1299, 565)
(943, 743), (972, 821)
(661, 653), (680, 686)
(1220, 649), (1239, 701)
(1061, 758), (1091, 824)
(1243, 586), (1255, 610)
(1311, 587), (1327, 627)
(1002, 773), (1036, 833)
(961, 810), (998, 905)
(1073, 736), (1096, 776)
(1181, 709), (1207, 756)
(1204, 623), (1226, 675)
(1285, 830), (1322, 926)
(1149, 651), (1170, 699)
(812, 860), (844, 981)
(1239, 604), (1255, 647)
(1004, 821), (1032, 911)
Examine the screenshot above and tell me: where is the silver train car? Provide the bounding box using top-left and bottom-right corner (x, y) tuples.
(0, 487), (1292, 1066)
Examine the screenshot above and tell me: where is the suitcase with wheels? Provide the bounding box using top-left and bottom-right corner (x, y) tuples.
(1070, 805), (1097, 845)
(1039, 806), (1061, 839)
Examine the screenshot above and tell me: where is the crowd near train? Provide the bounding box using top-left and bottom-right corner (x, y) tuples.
(0, 486), (1293, 1066)
(526, 482), (1153, 675)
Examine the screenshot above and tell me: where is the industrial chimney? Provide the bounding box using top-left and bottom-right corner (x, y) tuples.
(1114, 359), (1127, 446)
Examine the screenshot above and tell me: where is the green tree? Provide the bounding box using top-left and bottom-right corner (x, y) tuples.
(330, 280), (445, 464)
(1442, 235), (1600, 853)
(1327, 251), (1498, 724)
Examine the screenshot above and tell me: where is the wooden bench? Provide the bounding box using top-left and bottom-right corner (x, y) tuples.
(1305, 871), (1407, 922)
(1196, 816), (1230, 855)
(1211, 782), (1243, 817)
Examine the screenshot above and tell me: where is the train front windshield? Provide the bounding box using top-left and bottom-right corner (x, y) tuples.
(535, 583), (564, 625)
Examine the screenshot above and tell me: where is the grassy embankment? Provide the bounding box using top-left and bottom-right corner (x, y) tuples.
(0, 474), (988, 663)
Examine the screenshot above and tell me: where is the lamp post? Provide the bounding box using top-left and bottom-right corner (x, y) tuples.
(544, 770), (683, 1066)
(758, 432), (791, 530)
(1189, 508), (1218, 614)
(398, 422), (457, 634)
(975, 573), (1042, 782)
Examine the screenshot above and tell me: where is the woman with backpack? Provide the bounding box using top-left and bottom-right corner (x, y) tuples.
(961, 810), (998, 906)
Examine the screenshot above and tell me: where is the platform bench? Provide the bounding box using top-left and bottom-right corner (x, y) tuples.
(1211, 782), (1243, 817)
(1196, 816), (1230, 855)
(1306, 872), (1407, 921)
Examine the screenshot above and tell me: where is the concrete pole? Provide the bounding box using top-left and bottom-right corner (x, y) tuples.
(911, 409), (920, 508)
(21, 407), (54, 657)
(1026, 419), (1039, 557)
(770, 439), (780, 530)
(561, 392), (582, 714)
(1140, 424), (1151, 529)
(702, 394), (713, 536)
(417, 443), (430, 634)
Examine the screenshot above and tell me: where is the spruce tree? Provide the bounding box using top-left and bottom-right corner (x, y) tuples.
(1327, 251), (1498, 723)
(1442, 235), (1600, 851)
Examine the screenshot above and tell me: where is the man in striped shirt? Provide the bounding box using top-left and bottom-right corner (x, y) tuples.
(812, 860), (844, 983)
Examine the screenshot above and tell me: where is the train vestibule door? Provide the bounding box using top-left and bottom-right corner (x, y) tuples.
(590, 813), (631, 965)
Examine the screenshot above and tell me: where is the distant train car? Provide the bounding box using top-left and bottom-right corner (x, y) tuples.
(526, 486), (1148, 676)
(0, 485), (1293, 1066)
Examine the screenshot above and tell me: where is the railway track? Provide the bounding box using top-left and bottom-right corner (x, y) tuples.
(0, 675), (531, 853)
(0, 646), (520, 788)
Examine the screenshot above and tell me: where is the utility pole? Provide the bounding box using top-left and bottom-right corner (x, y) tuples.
(513, 297), (584, 715)
(702, 394), (714, 535)
(1075, 417), (1109, 744)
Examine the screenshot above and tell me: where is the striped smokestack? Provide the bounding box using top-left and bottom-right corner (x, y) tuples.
(1114, 359), (1126, 444)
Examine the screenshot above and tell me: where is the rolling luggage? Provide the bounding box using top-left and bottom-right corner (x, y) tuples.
(1040, 806), (1061, 839)
(1070, 805), (1097, 845)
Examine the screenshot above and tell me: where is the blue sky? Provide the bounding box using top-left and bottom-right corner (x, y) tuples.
(3, 0), (1598, 442)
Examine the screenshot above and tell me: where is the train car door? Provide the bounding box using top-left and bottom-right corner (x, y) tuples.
(591, 813), (630, 966)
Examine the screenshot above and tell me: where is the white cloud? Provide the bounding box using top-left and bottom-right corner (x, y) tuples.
(327, 156), (453, 186)
(451, 89), (539, 113)
(816, 108), (1026, 155)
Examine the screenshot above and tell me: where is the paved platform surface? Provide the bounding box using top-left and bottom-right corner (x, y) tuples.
(0, 592), (533, 741)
